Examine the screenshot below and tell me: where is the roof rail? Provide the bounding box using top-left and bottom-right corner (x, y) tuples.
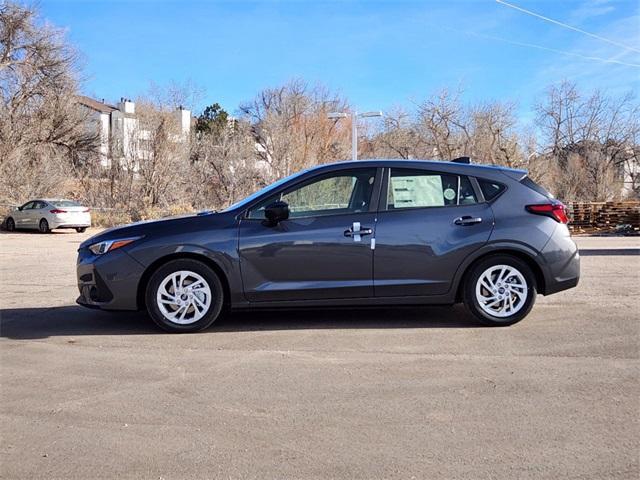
(451, 156), (471, 164)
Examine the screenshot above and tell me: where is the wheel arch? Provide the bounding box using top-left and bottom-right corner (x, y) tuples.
(454, 247), (547, 302)
(136, 252), (231, 311)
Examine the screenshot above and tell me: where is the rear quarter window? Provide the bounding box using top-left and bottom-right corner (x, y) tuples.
(477, 179), (506, 201)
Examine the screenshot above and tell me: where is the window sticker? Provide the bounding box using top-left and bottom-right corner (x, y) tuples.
(443, 188), (456, 201)
(390, 175), (445, 208)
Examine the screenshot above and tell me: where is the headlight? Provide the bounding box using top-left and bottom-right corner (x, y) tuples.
(88, 236), (143, 255)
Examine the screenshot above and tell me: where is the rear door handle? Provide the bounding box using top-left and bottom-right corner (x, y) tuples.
(454, 216), (482, 226)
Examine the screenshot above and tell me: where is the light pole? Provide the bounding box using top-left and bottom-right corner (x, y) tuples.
(328, 110), (383, 161)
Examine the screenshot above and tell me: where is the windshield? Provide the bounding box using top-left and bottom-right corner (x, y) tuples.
(221, 169), (309, 212)
(50, 200), (82, 207)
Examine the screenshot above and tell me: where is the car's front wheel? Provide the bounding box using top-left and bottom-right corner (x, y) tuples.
(145, 259), (224, 333)
(5, 217), (15, 231)
(463, 255), (536, 326)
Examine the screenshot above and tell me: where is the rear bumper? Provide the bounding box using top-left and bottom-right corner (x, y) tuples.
(76, 248), (144, 310)
(539, 225), (580, 295)
(56, 223), (91, 229)
(50, 214), (91, 229)
(544, 274), (579, 295)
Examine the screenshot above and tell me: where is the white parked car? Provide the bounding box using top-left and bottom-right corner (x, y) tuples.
(5, 199), (91, 233)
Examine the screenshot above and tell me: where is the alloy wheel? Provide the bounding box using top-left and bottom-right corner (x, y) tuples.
(475, 264), (528, 318)
(155, 270), (213, 325)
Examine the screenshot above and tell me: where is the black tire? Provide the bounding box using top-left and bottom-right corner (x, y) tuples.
(145, 258), (224, 333)
(76, 227), (87, 233)
(38, 218), (50, 233)
(463, 254), (537, 326)
(5, 217), (15, 232)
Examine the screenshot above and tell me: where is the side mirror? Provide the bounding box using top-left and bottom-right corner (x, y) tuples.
(264, 201), (289, 226)
(15, 206), (22, 211)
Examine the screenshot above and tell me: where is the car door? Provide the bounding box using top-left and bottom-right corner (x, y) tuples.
(15, 201), (35, 228)
(28, 201), (46, 228)
(238, 167), (381, 302)
(373, 167), (494, 297)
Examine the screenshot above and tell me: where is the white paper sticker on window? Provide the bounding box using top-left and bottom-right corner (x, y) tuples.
(390, 175), (444, 208)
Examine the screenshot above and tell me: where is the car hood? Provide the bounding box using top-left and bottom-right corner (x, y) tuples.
(79, 210), (218, 249)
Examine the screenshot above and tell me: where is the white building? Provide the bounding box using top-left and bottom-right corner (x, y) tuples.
(78, 95), (191, 168)
(621, 154), (639, 198)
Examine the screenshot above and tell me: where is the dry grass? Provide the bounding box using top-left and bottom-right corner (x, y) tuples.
(90, 203), (197, 228)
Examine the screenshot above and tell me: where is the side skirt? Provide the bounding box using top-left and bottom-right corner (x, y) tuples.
(231, 293), (457, 310)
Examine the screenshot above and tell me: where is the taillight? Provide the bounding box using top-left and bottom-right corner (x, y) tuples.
(525, 202), (569, 224)
(49, 209), (67, 214)
(83, 208), (90, 212)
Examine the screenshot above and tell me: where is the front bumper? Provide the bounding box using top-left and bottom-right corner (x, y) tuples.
(76, 247), (145, 310)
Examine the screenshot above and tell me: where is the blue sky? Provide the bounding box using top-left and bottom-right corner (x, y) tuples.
(40, 0), (639, 120)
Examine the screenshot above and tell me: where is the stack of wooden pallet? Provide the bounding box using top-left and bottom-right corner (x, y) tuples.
(565, 201), (640, 234)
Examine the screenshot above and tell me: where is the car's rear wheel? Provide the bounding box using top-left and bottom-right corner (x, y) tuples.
(6, 217), (15, 231)
(145, 259), (224, 333)
(39, 218), (50, 233)
(76, 227), (87, 233)
(463, 255), (536, 326)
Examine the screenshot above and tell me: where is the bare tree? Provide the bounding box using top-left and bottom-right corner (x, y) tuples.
(535, 81), (640, 200)
(0, 1), (98, 203)
(415, 89), (470, 160)
(190, 120), (262, 209)
(363, 107), (426, 159)
(239, 79), (351, 181)
(469, 101), (524, 168)
(413, 88), (528, 167)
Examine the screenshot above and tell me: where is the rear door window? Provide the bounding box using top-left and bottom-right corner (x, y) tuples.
(386, 169), (477, 209)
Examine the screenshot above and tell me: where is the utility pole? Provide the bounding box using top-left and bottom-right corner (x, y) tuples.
(328, 110), (383, 161)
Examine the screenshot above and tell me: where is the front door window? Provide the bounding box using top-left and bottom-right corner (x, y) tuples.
(248, 169), (377, 219)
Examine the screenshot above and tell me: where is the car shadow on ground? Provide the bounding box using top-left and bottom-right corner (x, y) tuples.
(0, 304), (482, 339)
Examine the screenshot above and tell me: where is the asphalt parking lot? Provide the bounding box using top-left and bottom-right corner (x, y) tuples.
(0, 229), (638, 480)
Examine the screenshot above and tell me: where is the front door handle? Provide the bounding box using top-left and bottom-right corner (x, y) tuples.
(344, 228), (373, 237)
(344, 222), (373, 241)
(454, 216), (482, 226)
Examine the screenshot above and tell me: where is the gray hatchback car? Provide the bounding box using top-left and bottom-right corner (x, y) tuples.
(77, 159), (580, 332)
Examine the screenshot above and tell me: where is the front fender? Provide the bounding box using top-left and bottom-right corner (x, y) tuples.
(126, 233), (244, 307)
